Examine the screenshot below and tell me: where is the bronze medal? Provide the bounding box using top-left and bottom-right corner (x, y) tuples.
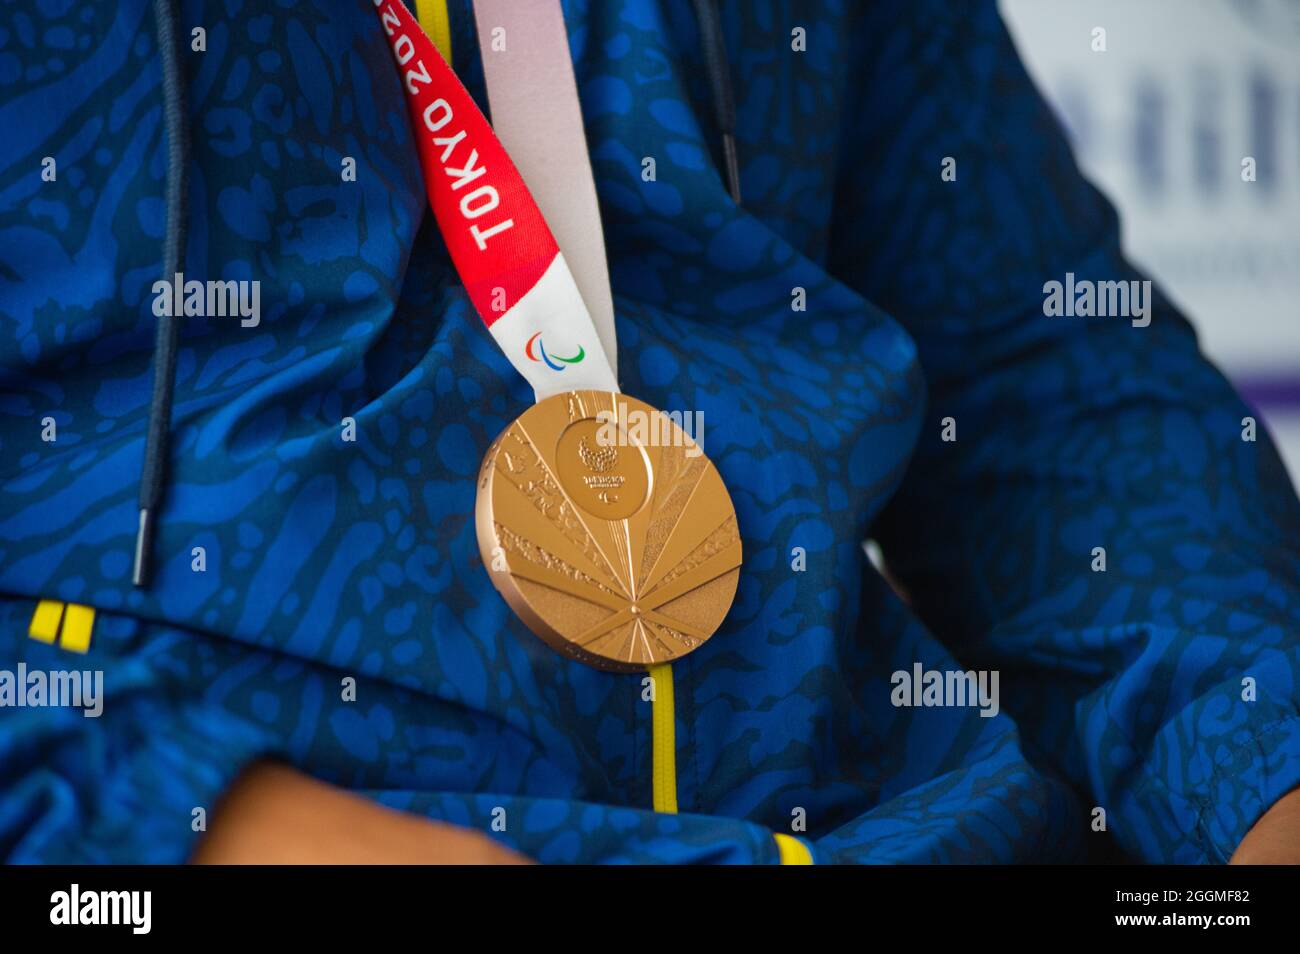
(476, 389), (741, 671)
(374, 4), (741, 669)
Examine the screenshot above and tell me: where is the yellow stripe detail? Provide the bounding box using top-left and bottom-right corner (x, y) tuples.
(648, 663), (677, 814)
(28, 600), (65, 644)
(59, 603), (95, 654)
(774, 833), (813, 865)
(415, 0), (453, 64)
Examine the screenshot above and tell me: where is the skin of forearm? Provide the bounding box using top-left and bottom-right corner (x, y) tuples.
(190, 761), (531, 864)
(1229, 786), (1300, 864)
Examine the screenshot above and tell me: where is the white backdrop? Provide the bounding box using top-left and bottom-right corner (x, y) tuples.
(1000, 0), (1300, 486)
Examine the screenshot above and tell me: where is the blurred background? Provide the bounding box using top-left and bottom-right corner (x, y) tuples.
(1000, 0), (1300, 487)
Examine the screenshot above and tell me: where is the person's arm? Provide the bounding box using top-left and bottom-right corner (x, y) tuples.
(827, 0), (1300, 862)
(0, 633), (524, 864)
(0, 604), (786, 865)
(191, 762), (530, 864)
(1230, 787), (1300, 864)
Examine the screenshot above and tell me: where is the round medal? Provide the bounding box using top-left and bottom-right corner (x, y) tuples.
(476, 389), (741, 671)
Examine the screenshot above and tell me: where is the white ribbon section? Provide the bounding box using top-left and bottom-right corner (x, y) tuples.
(473, 0), (619, 385)
(488, 253), (620, 401)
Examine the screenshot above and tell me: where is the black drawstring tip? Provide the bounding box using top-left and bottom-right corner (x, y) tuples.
(132, 508), (153, 588)
(722, 133), (741, 205)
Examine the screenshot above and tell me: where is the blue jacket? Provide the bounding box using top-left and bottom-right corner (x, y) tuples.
(2, 0), (1299, 863)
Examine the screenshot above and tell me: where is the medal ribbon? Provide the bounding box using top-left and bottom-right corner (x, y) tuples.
(471, 0), (618, 380)
(372, 0), (618, 399)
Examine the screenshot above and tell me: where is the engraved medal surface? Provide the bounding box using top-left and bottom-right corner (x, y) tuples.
(476, 390), (741, 671)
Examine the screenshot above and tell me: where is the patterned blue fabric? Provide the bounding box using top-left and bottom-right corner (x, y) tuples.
(1, 0), (1298, 864)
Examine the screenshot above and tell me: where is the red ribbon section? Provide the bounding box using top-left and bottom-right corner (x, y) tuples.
(373, 0), (560, 328)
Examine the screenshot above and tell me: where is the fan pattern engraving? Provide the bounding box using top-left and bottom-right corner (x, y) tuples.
(639, 446), (706, 585)
(646, 515), (739, 597)
(493, 521), (623, 601)
(479, 390), (741, 669)
(493, 428), (612, 577)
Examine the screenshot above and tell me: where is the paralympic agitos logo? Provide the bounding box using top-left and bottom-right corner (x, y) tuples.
(525, 332), (585, 371)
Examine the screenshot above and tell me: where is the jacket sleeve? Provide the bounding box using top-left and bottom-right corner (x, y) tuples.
(827, 0), (1300, 862)
(0, 600), (279, 864)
